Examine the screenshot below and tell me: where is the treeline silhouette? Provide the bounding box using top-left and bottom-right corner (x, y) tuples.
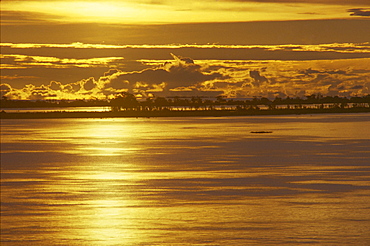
(1, 94), (370, 111)
(0, 97), (110, 108)
(109, 93), (370, 112)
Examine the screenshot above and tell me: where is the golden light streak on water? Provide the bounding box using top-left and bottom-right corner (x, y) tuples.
(1, 114), (370, 245)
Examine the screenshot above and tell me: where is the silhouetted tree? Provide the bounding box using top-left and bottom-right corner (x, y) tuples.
(110, 92), (138, 111)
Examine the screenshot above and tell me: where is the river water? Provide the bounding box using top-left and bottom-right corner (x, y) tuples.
(1, 114), (370, 245)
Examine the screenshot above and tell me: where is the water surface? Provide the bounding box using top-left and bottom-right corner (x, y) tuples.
(1, 114), (370, 245)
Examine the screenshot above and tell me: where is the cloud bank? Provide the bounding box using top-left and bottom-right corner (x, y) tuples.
(348, 8), (370, 17)
(2, 53), (369, 100)
(1, 54), (228, 99)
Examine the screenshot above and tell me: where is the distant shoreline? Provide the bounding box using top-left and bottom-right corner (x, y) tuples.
(1, 107), (369, 119)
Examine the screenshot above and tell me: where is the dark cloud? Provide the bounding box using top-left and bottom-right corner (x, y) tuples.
(82, 77), (97, 91)
(1, 41), (369, 100)
(2, 58), (369, 100)
(299, 68), (320, 74)
(104, 69), (121, 77)
(63, 82), (81, 93)
(348, 8), (370, 17)
(300, 68), (348, 76)
(105, 77), (131, 91)
(49, 81), (63, 91)
(0, 84), (12, 97)
(107, 69), (167, 89)
(0, 10), (62, 25)
(170, 53), (194, 64)
(249, 70), (268, 87)
(153, 89), (223, 98)
(30, 85), (57, 100)
(106, 55), (228, 91)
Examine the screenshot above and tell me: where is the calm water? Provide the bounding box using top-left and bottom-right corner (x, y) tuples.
(1, 114), (370, 245)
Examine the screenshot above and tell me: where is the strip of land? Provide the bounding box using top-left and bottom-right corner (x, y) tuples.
(1, 107), (369, 119)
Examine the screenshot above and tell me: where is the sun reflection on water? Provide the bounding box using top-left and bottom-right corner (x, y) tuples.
(78, 146), (139, 156)
(83, 199), (137, 245)
(51, 120), (145, 244)
(63, 163), (141, 245)
(1, 115), (370, 245)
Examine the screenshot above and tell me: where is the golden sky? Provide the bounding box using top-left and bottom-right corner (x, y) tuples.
(1, 0), (370, 24)
(1, 0), (370, 100)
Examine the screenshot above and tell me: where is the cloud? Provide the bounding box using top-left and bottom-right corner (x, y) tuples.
(348, 8), (370, 17)
(3, 42), (370, 54)
(0, 10), (63, 25)
(3, 41), (369, 91)
(1, 51), (369, 100)
(0, 83), (12, 98)
(299, 68), (348, 75)
(82, 77), (97, 91)
(170, 53), (194, 64)
(0, 75), (38, 80)
(225, 0), (370, 5)
(249, 70), (268, 87)
(103, 54), (228, 93)
(49, 81), (63, 91)
(0, 53), (228, 100)
(1, 54), (125, 68)
(62, 82), (81, 93)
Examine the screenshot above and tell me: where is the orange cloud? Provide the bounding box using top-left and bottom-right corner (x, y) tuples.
(2, 42), (370, 53)
(1, 52), (369, 100)
(1, 54), (125, 69)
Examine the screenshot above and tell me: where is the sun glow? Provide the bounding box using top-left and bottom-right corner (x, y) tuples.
(1, 1), (145, 23)
(62, 1), (143, 22)
(1, 0), (354, 24)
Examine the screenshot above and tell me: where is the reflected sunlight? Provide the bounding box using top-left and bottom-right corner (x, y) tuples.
(79, 170), (131, 181)
(72, 119), (137, 156)
(80, 119), (130, 139)
(80, 146), (138, 156)
(83, 187), (137, 244)
(1, 116), (370, 245)
(67, 151), (140, 244)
